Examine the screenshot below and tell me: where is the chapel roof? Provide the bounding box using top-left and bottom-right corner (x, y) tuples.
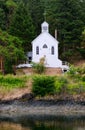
(32, 21), (59, 44)
(32, 32), (58, 44)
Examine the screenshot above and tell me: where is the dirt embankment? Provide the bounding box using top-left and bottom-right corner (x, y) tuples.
(73, 60), (85, 67)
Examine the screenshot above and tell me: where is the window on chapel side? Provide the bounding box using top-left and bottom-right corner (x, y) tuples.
(51, 46), (54, 55)
(36, 46), (39, 55)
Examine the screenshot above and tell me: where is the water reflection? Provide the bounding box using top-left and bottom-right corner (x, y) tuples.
(0, 122), (28, 130)
(0, 116), (85, 130)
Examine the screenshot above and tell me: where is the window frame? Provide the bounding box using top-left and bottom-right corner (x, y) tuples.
(36, 46), (39, 55)
(43, 44), (48, 48)
(51, 46), (54, 55)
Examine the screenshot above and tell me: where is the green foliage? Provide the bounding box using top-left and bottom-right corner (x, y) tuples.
(82, 76), (85, 82)
(32, 75), (56, 97)
(32, 57), (46, 74)
(67, 65), (85, 82)
(32, 64), (85, 97)
(0, 29), (25, 73)
(61, 50), (73, 61)
(9, 1), (35, 51)
(4, 59), (13, 74)
(54, 73), (85, 95)
(32, 62), (45, 74)
(29, 0), (44, 35)
(67, 65), (82, 82)
(67, 65), (78, 77)
(77, 48), (85, 59)
(46, 0), (84, 51)
(0, 0), (17, 30)
(67, 82), (85, 94)
(0, 0), (85, 61)
(65, 65), (85, 94)
(0, 0), (85, 75)
(0, 75), (26, 90)
(81, 29), (85, 47)
(77, 66), (85, 75)
(55, 76), (68, 94)
(0, 8), (6, 30)
(6, 0), (17, 8)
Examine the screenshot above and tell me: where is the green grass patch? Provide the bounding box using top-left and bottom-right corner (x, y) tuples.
(0, 75), (27, 91)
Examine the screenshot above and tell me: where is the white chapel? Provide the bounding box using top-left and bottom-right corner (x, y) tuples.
(31, 21), (62, 68)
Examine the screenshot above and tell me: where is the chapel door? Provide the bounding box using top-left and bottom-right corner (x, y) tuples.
(42, 44), (48, 65)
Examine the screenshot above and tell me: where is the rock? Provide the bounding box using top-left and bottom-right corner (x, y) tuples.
(19, 93), (34, 101)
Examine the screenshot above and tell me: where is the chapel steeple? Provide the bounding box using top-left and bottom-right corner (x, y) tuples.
(41, 21), (49, 33)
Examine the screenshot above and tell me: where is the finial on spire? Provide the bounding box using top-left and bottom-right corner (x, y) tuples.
(43, 11), (47, 21)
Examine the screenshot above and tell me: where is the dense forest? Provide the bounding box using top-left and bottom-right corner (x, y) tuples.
(0, 0), (85, 73)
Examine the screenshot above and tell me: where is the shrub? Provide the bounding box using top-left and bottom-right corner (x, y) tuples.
(67, 82), (85, 94)
(67, 65), (81, 81)
(67, 84), (79, 94)
(67, 65), (77, 76)
(32, 75), (56, 97)
(55, 77), (68, 94)
(31, 57), (46, 74)
(32, 62), (45, 74)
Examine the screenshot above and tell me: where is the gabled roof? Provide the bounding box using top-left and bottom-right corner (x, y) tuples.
(31, 32), (59, 44)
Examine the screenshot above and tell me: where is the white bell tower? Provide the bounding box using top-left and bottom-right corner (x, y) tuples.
(41, 21), (49, 33)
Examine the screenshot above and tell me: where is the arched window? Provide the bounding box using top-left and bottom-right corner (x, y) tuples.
(51, 46), (54, 55)
(36, 46), (39, 55)
(43, 44), (48, 48)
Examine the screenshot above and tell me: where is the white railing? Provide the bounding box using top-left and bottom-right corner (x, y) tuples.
(62, 61), (69, 66)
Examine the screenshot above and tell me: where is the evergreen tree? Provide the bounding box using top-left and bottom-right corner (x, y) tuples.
(29, 0), (44, 34)
(80, 0), (85, 24)
(57, 0), (84, 48)
(0, 8), (6, 30)
(81, 29), (85, 48)
(0, 0), (84, 62)
(41, 0), (84, 60)
(77, 29), (85, 59)
(5, 0), (17, 29)
(0, 29), (25, 73)
(0, 0), (7, 30)
(0, 0), (17, 30)
(9, 1), (35, 51)
(44, 0), (58, 35)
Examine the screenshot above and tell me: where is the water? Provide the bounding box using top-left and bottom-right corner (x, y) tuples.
(0, 115), (85, 130)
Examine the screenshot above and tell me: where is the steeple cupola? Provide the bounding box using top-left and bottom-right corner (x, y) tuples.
(41, 21), (49, 33)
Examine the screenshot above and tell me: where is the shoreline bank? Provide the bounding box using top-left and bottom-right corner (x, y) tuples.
(0, 99), (85, 117)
